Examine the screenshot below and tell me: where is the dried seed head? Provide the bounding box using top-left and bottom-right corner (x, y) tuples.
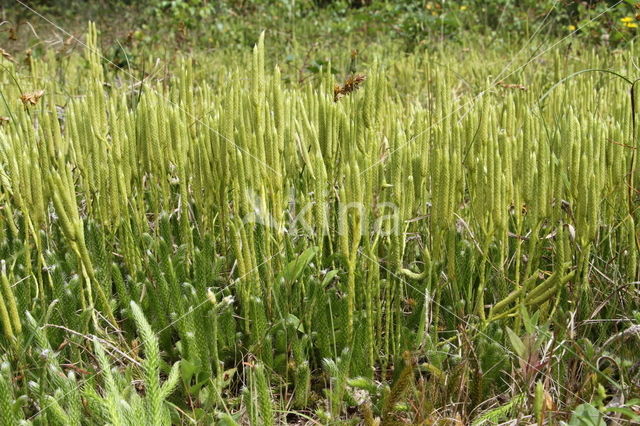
(334, 74), (366, 102)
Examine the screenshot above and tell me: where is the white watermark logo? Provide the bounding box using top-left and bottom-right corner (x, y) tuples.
(240, 187), (403, 237)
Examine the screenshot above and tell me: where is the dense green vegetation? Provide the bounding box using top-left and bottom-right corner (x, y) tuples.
(1, 1), (640, 424)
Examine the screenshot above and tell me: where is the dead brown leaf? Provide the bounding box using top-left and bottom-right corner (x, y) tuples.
(0, 48), (16, 64)
(497, 80), (527, 91)
(20, 90), (45, 106)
